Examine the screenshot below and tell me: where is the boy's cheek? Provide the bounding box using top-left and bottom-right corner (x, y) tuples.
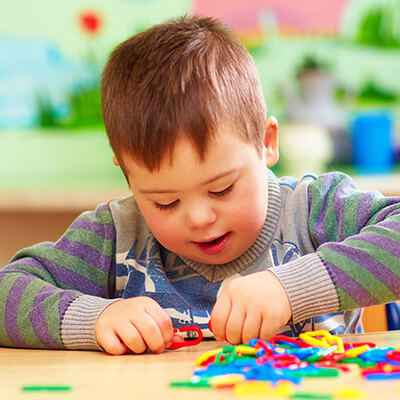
(147, 219), (183, 249)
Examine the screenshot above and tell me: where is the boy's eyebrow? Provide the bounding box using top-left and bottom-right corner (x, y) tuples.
(139, 169), (238, 194)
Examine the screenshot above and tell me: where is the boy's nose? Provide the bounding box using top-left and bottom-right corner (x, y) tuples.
(185, 205), (217, 229)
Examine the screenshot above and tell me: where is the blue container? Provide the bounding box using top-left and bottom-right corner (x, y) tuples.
(351, 111), (394, 174)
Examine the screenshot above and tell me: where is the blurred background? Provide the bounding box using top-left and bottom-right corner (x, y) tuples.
(1, 0), (400, 267)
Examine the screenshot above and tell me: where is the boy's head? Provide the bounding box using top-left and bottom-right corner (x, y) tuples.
(101, 15), (279, 265)
(101, 15), (267, 173)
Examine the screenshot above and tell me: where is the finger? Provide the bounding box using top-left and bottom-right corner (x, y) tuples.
(117, 321), (147, 354)
(242, 311), (261, 344)
(98, 329), (131, 355)
(134, 312), (166, 353)
(144, 301), (174, 347)
(259, 318), (276, 342)
(225, 303), (245, 345)
(210, 295), (232, 341)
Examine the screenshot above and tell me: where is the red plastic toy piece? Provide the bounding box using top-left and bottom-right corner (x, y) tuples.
(167, 325), (203, 350)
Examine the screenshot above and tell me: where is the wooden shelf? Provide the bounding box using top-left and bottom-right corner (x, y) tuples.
(0, 189), (131, 212)
(352, 174), (400, 197)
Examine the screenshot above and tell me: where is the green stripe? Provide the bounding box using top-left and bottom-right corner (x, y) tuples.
(365, 223), (400, 246)
(8, 259), (100, 291)
(8, 263), (87, 292)
(81, 208), (114, 224)
(321, 247), (395, 303)
(336, 287), (360, 309)
(5, 263), (57, 285)
(0, 274), (19, 346)
(368, 194), (389, 224)
(308, 177), (325, 245)
(342, 191), (360, 238)
(323, 175), (344, 241)
(18, 280), (49, 348)
(43, 291), (65, 347)
(345, 236), (400, 281)
(15, 246), (108, 288)
(64, 228), (114, 257)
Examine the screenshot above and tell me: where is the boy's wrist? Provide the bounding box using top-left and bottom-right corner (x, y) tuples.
(61, 295), (121, 351)
(265, 270), (292, 325)
(269, 253), (340, 323)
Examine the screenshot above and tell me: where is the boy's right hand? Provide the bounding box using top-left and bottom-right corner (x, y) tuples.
(95, 296), (174, 355)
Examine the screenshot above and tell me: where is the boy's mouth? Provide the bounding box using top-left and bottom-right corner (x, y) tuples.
(193, 232), (232, 255)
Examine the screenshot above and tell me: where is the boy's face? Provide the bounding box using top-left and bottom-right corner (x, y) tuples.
(121, 120), (278, 265)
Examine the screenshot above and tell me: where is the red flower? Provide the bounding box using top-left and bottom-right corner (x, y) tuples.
(78, 10), (103, 36)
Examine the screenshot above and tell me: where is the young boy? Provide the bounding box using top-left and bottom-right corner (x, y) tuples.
(1, 16), (400, 355)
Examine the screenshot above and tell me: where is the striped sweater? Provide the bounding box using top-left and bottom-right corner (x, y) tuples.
(1, 171), (400, 350)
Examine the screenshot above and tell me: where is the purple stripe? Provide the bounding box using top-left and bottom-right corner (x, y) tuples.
(357, 191), (374, 231)
(70, 212), (115, 242)
(34, 256), (107, 297)
(58, 291), (77, 319)
(377, 220), (400, 231)
(325, 261), (378, 306)
(5, 262), (76, 289)
(324, 239), (400, 296)
(5, 276), (32, 347)
(97, 203), (112, 212)
(43, 238), (112, 273)
(375, 203), (400, 223)
(9, 255), (109, 299)
(7, 259), (43, 270)
(30, 305), (59, 348)
(360, 230), (400, 257)
(31, 286), (66, 348)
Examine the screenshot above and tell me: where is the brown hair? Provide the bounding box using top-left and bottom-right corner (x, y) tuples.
(101, 15), (266, 172)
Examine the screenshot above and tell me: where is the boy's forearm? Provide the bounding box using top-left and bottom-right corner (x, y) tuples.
(0, 204), (117, 350)
(0, 266), (79, 348)
(307, 173), (400, 313)
(272, 212), (400, 322)
(316, 212), (400, 310)
(0, 265), (117, 350)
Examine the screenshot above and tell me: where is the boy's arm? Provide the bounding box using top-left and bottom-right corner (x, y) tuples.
(270, 172), (400, 323)
(0, 203), (118, 350)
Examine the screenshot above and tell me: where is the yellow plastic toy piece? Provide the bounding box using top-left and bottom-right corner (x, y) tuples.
(300, 330), (345, 353)
(195, 347), (223, 366)
(234, 381), (274, 396)
(326, 335), (344, 353)
(235, 345), (258, 356)
(344, 344), (370, 358)
(332, 386), (366, 399)
(234, 380), (295, 397)
(209, 373), (245, 387)
(299, 333), (328, 348)
(274, 381), (296, 396)
(303, 330), (333, 338)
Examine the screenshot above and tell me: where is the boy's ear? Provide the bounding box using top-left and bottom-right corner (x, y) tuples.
(113, 155), (120, 166)
(263, 116), (279, 168)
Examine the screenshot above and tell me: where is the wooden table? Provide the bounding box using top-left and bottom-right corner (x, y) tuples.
(1, 332), (400, 399)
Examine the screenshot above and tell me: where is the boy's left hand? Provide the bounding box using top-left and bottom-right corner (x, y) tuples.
(210, 270), (291, 344)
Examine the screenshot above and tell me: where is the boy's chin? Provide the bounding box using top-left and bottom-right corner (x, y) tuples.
(184, 252), (239, 265)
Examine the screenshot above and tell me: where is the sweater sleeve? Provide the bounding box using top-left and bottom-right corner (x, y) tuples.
(0, 203), (118, 350)
(271, 172), (400, 323)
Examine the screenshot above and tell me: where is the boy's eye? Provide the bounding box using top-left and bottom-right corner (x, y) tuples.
(210, 184), (234, 197)
(155, 200), (179, 211)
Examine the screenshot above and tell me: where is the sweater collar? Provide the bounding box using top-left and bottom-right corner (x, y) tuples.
(179, 169), (281, 282)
